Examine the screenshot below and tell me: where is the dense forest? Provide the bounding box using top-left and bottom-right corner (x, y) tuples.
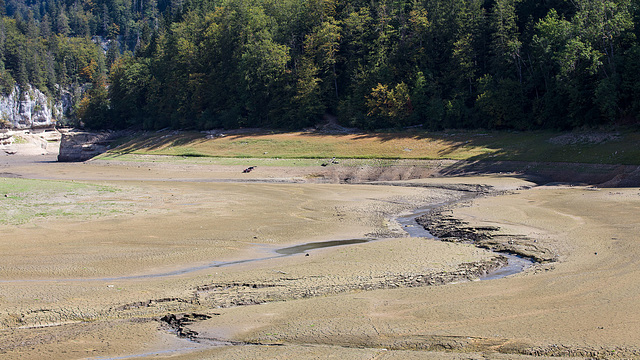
(2, 0), (640, 130)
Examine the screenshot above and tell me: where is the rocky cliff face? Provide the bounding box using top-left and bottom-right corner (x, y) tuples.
(0, 85), (73, 129)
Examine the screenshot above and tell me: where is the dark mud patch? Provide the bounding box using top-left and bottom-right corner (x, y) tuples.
(159, 313), (213, 340)
(158, 312), (284, 348)
(275, 239), (370, 255)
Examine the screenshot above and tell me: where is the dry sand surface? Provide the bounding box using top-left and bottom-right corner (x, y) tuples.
(0, 152), (639, 359)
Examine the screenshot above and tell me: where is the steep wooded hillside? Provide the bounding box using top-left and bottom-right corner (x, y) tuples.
(2, 0), (640, 131)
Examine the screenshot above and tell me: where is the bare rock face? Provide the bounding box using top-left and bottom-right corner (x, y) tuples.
(0, 85), (71, 129)
(58, 131), (120, 162)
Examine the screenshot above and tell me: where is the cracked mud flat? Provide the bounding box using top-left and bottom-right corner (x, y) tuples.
(1, 155), (640, 359)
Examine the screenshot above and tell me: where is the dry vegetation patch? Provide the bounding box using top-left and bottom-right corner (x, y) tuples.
(0, 178), (128, 224)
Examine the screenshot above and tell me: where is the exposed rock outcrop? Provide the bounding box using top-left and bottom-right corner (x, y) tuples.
(58, 131), (122, 162)
(0, 84), (75, 129)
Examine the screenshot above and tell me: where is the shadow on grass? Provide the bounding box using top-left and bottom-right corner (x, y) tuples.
(109, 131), (206, 155)
(437, 156), (640, 187)
(102, 128), (640, 186)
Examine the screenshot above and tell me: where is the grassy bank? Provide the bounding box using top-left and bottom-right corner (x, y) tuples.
(99, 129), (640, 165)
(0, 178), (125, 224)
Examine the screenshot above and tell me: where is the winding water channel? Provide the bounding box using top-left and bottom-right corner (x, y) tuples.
(395, 207), (534, 280)
(86, 201), (535, 360)
(117, 201), (534, 282)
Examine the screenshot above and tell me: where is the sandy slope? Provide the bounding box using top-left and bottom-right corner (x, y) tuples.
(0, 155), (638, 359)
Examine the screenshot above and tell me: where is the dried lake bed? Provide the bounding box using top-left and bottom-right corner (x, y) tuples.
(1, 154), (640, 359)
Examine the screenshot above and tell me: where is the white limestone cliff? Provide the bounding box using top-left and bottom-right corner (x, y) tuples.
(0, 84), (73, 129)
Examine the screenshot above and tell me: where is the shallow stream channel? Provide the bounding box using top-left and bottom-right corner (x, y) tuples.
(2, 201), (533, 284)
(104, 203), (533, 282)
(89, 199), (536, 360)
(394, 207), (534, 281)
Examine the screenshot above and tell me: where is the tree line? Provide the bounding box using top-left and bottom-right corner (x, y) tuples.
(4, 0), (640, 130)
